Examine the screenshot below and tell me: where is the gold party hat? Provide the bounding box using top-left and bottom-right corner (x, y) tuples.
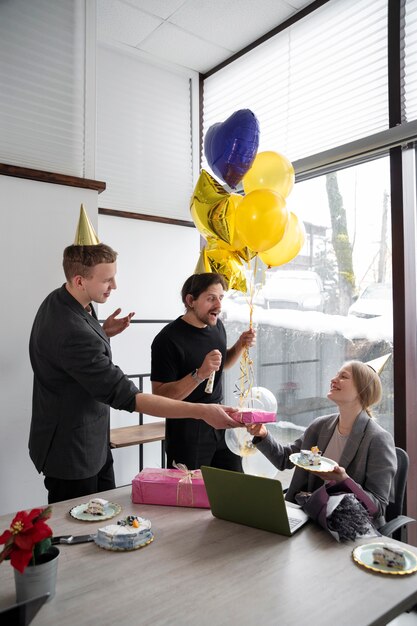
(365, 354), (391, 375)
(73, 204), (100, 246)
(194, 247), (210, 275)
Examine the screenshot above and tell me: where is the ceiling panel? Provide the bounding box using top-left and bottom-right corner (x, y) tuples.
(96, 0), (318, 73)
(118, 0), (187, 20)
(139, 22), (232, 73)
(167, 0), (297, 50)
(97, 0), (163, 47)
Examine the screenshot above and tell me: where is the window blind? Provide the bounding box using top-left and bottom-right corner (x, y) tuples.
(0, 0), (86, 176)
(96, 44), (194, 219)
(203, 0), (388, 165)
(404, 0), (417, 122)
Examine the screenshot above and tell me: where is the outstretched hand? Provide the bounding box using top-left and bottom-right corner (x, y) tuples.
(246, 423), (268, 439)
(102, 308), (135, 338)
(199, 404), (240, 430)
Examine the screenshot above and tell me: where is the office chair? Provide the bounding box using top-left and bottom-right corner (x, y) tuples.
(379, 447), (415, 542)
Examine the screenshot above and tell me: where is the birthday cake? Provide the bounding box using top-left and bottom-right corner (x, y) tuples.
(372, 544), (406, 570)
(95, 515), (153, 551)
(298, 446), (322, 467)
(85, 497), (108, 515)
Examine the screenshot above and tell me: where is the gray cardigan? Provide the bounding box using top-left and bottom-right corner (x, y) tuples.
(256, 411), (397, 527)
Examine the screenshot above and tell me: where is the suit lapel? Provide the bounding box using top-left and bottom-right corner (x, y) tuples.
(338, 411), (369, 469)
(84, 308), (110, 346)
(60, 285), (110, 347)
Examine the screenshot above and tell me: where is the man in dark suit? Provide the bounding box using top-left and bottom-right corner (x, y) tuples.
(29, 242), (239, 504)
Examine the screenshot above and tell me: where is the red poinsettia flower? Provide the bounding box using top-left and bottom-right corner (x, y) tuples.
(0, 506), (53, 573)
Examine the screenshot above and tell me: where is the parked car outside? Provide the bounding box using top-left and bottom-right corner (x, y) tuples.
(260, 269), (326, 312)
(348, 283), (392, 319)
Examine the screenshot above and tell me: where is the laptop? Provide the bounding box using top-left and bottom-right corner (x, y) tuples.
(201, 466), (309, 536)
(0, 593), (49, 626)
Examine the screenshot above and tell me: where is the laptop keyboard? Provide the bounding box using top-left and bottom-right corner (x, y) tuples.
(288, 516), (302, 530)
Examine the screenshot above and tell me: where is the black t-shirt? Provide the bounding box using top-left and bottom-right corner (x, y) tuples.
(151, 316), (227, 404)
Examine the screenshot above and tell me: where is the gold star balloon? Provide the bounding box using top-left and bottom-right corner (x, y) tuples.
(194, 244), (247, 293)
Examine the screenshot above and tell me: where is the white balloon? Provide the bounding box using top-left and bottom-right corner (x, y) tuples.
(266, 420), (305, 445)
(242, 450), (278, 478)
(225, 427), (257, 457)
(241, 386), (277, 414)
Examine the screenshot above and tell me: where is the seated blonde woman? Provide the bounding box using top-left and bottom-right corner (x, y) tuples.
(247, 360), (397, 528)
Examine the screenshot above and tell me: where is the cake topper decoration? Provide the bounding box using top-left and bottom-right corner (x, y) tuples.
(73, 204), (100, 246)
(365, 354), (391, 375)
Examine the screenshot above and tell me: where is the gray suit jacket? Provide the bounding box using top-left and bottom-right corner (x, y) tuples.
(29, 286), (138, 480)
(256, 411), (397, 527)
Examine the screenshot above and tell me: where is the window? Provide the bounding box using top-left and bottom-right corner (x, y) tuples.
(222, 158), (393, 435)
(203, 0), (388, 163)
(404, 0), (417, 122)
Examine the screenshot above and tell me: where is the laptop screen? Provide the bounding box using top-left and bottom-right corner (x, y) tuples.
(0, 592), (49, 625)
(201, 466), (308, 536)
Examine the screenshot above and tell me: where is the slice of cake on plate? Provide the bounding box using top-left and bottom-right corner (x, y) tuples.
(298, 446), (322, 467)
(372, 544), (406, 569)
(84, 498), (108, 515)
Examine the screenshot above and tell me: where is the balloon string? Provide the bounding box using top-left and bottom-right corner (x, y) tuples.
(249, 255), (258, 330)
(234, 258), (257, 408)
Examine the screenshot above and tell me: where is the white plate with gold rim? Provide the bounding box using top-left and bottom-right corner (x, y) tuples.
(352, 542), (417, 576)
(69, 502), (122, 522)
(289, 453), (338, 473)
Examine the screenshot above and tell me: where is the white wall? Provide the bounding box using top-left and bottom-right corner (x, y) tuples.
(98, 214), (200, 485)
(0, 175), (99, 514)
(0, 0), (201, 514)
(0, 180), (199, 514)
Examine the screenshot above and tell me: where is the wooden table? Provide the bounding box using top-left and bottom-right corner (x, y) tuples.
(1, 486), (417, 626)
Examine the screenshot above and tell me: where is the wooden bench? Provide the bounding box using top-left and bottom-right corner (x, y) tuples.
(110, 421), (166, 470)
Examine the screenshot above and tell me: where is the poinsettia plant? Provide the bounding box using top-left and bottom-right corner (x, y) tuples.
(0, 506), (53, 573)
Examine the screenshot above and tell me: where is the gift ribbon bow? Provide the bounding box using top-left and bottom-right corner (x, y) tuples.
(171, 462), (202, 506)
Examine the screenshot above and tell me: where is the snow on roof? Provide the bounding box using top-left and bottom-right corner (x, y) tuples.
(222, 303), (393, 343)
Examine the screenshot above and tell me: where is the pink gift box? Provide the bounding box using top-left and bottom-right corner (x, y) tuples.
(132, 468), (210, 508)
(233, 409), (276, 424)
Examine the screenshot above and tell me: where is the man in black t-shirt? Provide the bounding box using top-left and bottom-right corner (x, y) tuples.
(151, 273), (256, 470)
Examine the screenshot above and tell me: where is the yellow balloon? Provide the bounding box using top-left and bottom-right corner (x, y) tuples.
(259, 212), (306, 267)
(194, 245), (247, 293)
(235, 189), (289, 253)
(242, 151), (295, 199)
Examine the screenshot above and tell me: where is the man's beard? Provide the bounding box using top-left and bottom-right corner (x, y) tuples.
(196, 309), (219, 326)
